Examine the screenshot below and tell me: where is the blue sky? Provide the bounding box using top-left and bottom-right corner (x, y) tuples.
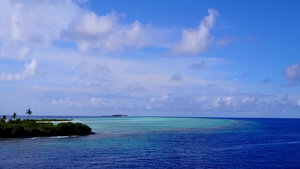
(0, 0), (300, 117)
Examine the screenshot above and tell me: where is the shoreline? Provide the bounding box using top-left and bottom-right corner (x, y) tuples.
(35, 120), (80, 123)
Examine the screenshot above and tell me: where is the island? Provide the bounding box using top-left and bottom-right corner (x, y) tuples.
(101, 114), (128, 117)
(0, 118), (92, 138)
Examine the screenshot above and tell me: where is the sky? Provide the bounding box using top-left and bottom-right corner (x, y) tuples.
(0, 0), (300, 118)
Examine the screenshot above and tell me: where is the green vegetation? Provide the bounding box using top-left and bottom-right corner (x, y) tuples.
(0, 111), (92, 138)
(0, 119), (92, 138)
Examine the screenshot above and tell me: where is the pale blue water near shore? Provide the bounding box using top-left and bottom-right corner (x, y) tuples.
(1, 117), (300, 168)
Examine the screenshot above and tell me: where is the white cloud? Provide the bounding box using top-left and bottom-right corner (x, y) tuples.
(102, 20), (151, 52)
(61, 11), (117, 52)
(285, 62), (300, 86)
(23, 59), (38, 76)
(52, 97), (80, 106)
(242, 97), (254, 103)
(150, 97), (156, 103)
(0, 1), (163, 56)
(298, 100), (300, 106)
(214, 97), (221, 108)
(0, 1), (220, 56)
(150, 95), (171, 103)
(73, 12), (117, 37)
(90, 98), (99, 107)
(285, 63), (300, 79)
(19, 46), (31, 60)
(89, 98), (110, 108)
(9, 0), (80, 43)
(170, 9), (219, 55)
(61, 11), (160, 52)
(196, 96), (207, 102)
(0, 0), (81, 59)
(0, 59), (38, 80)
(224, 96), (232, 106)
(213, 96), (234, 108)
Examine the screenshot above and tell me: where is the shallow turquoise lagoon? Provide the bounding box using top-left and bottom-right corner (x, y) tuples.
(76, 117), (233, 133)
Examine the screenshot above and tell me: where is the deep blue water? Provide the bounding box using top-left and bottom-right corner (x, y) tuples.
(0, 117), (299, 169)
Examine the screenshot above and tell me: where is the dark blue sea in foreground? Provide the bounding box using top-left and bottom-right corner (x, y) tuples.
(0, 117), (299, 169)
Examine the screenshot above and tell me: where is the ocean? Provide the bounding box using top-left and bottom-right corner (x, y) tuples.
(0, 117), (299, 169)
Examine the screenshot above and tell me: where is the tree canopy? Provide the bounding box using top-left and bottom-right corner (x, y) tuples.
(26, 109), (32, 119)
(0, 111), (92, 138)
(0, 119), (92, 138)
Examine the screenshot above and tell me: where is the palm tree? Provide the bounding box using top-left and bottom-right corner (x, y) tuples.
(26, 109), (32, 119)
(12, 112), (17, 120)
(1, 115), (6, 123)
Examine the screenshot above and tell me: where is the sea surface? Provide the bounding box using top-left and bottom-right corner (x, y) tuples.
(0, 116), (299, 169)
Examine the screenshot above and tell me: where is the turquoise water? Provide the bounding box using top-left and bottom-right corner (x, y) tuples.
(1, 117), (299, 168)
(76, 117), (232, 133)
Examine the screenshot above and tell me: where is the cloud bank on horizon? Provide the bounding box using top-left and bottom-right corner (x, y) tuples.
(0, 0), (299, 117)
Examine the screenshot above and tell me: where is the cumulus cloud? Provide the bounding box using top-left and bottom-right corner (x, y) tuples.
(242, 97), (255, 103)
(170, 74), (183, 81)
(0, 59), (38, 80)
(284, 62), (300, 86)
(150, 95), (171, 103)
(0, 0), (163, 56)
(196, 96), (207, 102)
(61, 11), (159, 52)
(170, 9), (219, 55)
(224, 97), (232, 106)
(0, 1), (221, 56)
(90, 98), (100, 107)
(0, 0), (81, 59)
(101, 21), (157, 52)
(61, 11), (118, 52)
(52, 97), (80, 106)
(146, 94), (174, 110)
(90, 98), (110, 108)
(64, 12), (117, 39)
(213, 96), (237, 108)
(19, 46), (32, 59)
(10, 1), (80, 43)
(213, 97), (221, 108)
(298, 100), (300, 106)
